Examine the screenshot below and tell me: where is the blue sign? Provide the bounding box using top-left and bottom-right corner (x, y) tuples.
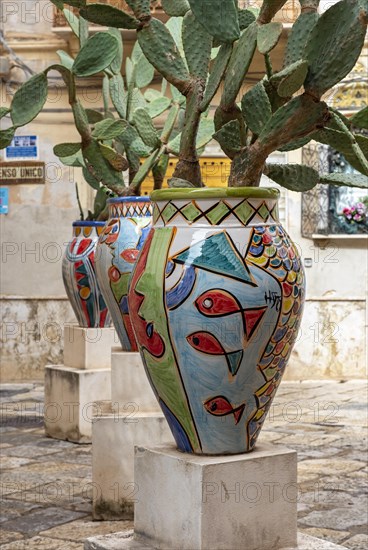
(5, 135), (38, 160)
(0, 188), (9, 214)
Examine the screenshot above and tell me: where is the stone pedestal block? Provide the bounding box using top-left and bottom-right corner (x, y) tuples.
(44, 365), (111, 443)
(135, 444), (297, 550)
(110, 349), (160, 413)
(84, 532), (349, 550)
(92, 412), (173, 520)
(64, 325), (117, 370)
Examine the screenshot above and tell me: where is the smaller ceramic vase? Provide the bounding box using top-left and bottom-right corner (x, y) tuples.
(62, 221), (111, 328)
(95, 197), (152, 350)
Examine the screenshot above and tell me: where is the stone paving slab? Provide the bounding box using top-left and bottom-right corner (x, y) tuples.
(0, 380), (367, 549)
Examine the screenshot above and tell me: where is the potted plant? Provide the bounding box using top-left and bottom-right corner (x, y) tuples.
(71, 0), (368, 454)
(2, 0), (367, 452)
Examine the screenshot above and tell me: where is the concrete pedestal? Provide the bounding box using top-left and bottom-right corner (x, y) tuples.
(92, 413), (173, 520)
(135, 444), (297, 550)
(85, 445), (347, 550)
(64, 326), (117, 370)
(84, 532), (348, 550)
(110, 349), (160, 413)
(44, 326), (115, 443)
(44, 365), (111, 443)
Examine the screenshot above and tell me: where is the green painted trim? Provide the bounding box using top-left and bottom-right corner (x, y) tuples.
(151, 187), (280, 201)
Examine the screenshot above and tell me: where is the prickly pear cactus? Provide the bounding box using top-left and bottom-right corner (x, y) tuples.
(3, 0), (368, 196)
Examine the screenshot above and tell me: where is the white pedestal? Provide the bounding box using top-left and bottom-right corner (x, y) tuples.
(110, 349), (160, 413)
(134, 444), (297, 550)
(92, 413), (173, 520)
(85, 445), (348, 550)
(44, 365), (111, 443)
(64, 326), (117, 370)
(84, 532), (349, 550)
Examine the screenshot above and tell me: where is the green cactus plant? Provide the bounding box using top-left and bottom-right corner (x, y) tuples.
(75, 0), (367, 191)
(2, 0), (367, 203)
(3, 3), (214, 219)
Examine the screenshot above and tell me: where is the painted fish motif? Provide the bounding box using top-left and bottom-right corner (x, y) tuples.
(204, 395), (245, 425)
(195, 289), (267, 340)
(186, 331), (244, 376)
(99, 218), (120, 245)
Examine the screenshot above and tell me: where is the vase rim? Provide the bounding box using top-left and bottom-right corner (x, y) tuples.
(72, 220), (106, 227)
(107, 196), (150, 204)
(150, 187), (280, 201)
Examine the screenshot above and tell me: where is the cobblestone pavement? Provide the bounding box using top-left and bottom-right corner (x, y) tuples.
(0, 380), (367, 550)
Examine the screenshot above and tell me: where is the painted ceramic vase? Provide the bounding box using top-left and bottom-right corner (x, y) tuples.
(62, 221), (111, 328)
(95, 197), (152, 350)
(128, 188), (305, 455)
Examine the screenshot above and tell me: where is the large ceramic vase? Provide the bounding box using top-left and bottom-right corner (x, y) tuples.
(128, 188), (305, 455)
(95, 197), (152, 350)
(62, 221), (111, 328)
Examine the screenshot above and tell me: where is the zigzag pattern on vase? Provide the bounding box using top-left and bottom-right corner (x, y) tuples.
(109, 201), (152, 219)
(153, 198), (279, 227)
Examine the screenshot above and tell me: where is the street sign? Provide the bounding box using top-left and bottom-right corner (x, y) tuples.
(5, 135), (38, 160)
(0, 161), (45, 184)
(0, 188), (9, 214)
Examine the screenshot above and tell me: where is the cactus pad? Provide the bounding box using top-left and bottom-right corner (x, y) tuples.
(238, 9), (256, 31)
(241, 80), (272, 135)
(0, 127), (15, 149)
(92, 119), (128, 140)
(265, 163), (319, 191)
(133, 108), (160, 148)
(270, 60), (309, 98)
(213, 119), (242, 158)
(147, 97), (172, 118)
(182, 11), (212, 81)
(221, 21), (257, 107)
(304, 0), (368, 98)
(109, 74), (126, 119)
(11, 73), (48, 128)
(259, 94), (328, 151)
(320, 173), (368, 189)
(53, 143), (81, 157)
(73, 32), (119, 77)
(138, 18), (190, 91)
(257, 22), (283, 55)
(124, 0), (151, 18)
(351, 107), (368, 130)
(162, 0), (190, 16)
(187, 0), (240, 43)
(200, 44), (232, 112)
(283, 11), (318, 68)
(80, 4), (139, 29)
(98, 143), (129, 171)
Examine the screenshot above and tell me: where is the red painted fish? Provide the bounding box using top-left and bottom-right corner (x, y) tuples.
(195, 289), (267, 340)
(187, 331), (244, 376)
(187, 331), (225, 355)
(100, 219), (120, 245)
(204, 396), (245, 425)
